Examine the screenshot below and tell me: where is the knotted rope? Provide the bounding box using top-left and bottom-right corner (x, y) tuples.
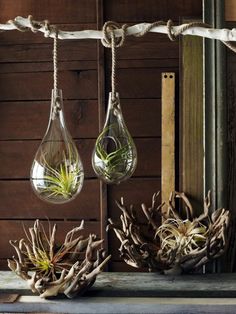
(8, 15), (52, 37)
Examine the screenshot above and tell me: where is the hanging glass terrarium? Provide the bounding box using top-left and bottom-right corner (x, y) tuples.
(30, 30), (84, 203)
(92, 92), (137, 184)
(92, 22), (137, 184)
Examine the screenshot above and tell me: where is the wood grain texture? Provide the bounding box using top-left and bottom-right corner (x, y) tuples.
(225, 0), (236, 21)
(0, 220), (100, 258)
(180, 31), (203, 214)
(105, 0), (202, 22)
(0, 0), (97, 23)
(108, 178), (161, 220)
(0, 70), (97, 101)
(161, 72), (175, 209)
(0, 179), (100, 220)
(0, 138), (160, 179)
(0, 99), (161, 140)
(0, 100), (99, 140)
(107, 68), (178, 99)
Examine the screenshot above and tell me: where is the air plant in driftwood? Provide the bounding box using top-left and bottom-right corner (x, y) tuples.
(8, 220), (111, 298)
(107, 191), (230, 274)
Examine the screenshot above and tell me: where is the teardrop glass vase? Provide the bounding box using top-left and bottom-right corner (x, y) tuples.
(92, 92), (137, 184)
(30, 89), (84, 204)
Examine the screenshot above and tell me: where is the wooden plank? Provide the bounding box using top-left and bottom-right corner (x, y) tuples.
(0, 70), (97, 101)
(0, 61), (97, 73)
(225, 0), (236, 21)
(2, 296), (236, 314)
(0, 42), (97, 63)
(106, 58), (179, 69)
(122, 99), (161, 137)
(180, 29), (203, 214)
(0, 220), (100, 258)
(0, 100), (99, 140)
(0, 180), (100, 220)
(0, 99), (160, 140)
(0, 138), (160, 179)
(0, 139), (96, 179)
(107, 68), (178, 99)
(161, 72), (175, 209)
(3, 272), (236, 299)
(0, 0), (97, 23)
(108, 33), (179, 60)
(105, 0), (202, 22)
(108, 178), (161, 220)
(134, 138), (161, 177)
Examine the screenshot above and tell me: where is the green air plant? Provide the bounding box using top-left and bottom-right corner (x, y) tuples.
(108, 191), (230, 274)
(8, 220), (111, 298)
(93, 124), (134, 183)
(38, 145), (83, 201)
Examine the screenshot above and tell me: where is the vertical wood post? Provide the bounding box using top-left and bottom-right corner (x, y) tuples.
(96, 0), (108, 266)
(181, 27), (203, 214)
(161, 73), (175, 211)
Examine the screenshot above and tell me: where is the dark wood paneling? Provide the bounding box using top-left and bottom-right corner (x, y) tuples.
(107, 68), (178, 99)
(108, 178), (161, 219)
(0, 42), (97, 63)
(0, 139), (95, 179)
(0, 138), (160, 179)
(0, 70), (97, 101)
(0, 100), (99, 140)
(123, 99), (161, 137)
(111, 34), (179, 60)
(0, 220), (100, 258)
(0, 180), (100, 220)
(0, 0), (97, 23)
(0, 99), (160, 140)
(105, 0), (202, 22)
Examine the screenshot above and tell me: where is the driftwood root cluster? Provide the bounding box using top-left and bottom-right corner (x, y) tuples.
(107, 191), (230, 274)
(8, 220), (111, 298)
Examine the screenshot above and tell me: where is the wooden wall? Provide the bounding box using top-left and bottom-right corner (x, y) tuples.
(0, 0), (202, 271)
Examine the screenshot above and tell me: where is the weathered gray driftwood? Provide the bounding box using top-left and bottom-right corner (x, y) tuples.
(8, 220), (111, 298)
(108, 191), (230, 273)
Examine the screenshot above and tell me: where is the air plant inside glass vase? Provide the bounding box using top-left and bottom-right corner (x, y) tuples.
(92, 22), (137, 184)
(30, 31), (84, 203)
(92, 93), (137, 184)
(30, 90), (84, 204)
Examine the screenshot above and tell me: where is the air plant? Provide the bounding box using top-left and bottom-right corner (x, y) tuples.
(42, 151), (83, 200)
(92, 124), (135, 183)
(8, 220), (111, 298)
(107, 191), (230, 274)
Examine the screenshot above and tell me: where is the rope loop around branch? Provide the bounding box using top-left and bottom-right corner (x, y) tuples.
(101, 21), (128, 48)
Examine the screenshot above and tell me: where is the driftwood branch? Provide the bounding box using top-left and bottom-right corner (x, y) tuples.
(108, 191), (230, 274)
(8, 220), (111, 298)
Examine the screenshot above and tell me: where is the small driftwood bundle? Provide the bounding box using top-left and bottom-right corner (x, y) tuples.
(107, 191), (230, 274)
(8, 220), (111, 298)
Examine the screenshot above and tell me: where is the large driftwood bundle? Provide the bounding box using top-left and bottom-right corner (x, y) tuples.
(8, 220), (111, 298)
(108, 191), (230, 274)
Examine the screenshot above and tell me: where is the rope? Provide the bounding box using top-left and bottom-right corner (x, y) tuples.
(7, 15), (52, 37)
(101, 21), (128, 102)
(52, 27), (61, 119)
(53, 28), (58, 92)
